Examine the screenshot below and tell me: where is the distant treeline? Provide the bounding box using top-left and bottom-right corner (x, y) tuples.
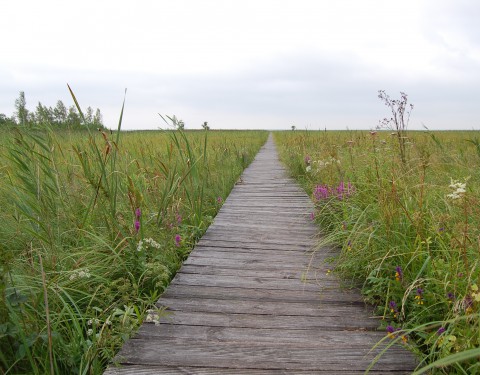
(0, 91), (105, 129)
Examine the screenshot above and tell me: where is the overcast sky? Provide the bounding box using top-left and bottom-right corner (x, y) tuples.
(1, 0), (479, 130)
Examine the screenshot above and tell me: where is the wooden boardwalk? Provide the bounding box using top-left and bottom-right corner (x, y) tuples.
(105, 135), (416, 374)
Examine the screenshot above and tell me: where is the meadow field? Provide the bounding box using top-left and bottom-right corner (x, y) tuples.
(2, 125), (479, 375)
(0, 127), (268, 374)
(274, 130), (480, 374)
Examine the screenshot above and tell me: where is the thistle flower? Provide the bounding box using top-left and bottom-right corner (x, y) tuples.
(175, 234), (181, 247)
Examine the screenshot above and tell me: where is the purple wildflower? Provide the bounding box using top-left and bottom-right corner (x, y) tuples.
(415, 288), (424, 305)
(389, 300), (398, 310)
(135, 208), (141, 219)
(134, 220), (140, 233)
(175, 234), (181, 247)
(176, 213), (182, 224)
(447, 292), (455, 301)
(437, 327), (446, 335)
(386, 325), (398, 338)
(335, 181), (355, 200)
(304, 155), (311, 165)
(314, 181), (355, 201)
(217, 197), (223, 204)
(389, 301), (399, 318)
(314, 185), (330, 200)
(395, 266), (403, 281)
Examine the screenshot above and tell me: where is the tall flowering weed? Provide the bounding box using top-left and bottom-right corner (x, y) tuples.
(313, 181), (355, 201)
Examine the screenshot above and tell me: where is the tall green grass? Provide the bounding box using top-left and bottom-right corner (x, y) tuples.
(275, 130), (480, 374)
(0, 117), (267, 373)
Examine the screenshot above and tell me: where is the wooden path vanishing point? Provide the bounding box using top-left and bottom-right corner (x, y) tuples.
(105, 135), (417, 374)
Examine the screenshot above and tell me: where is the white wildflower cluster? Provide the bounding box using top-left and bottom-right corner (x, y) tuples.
(447, 178), (467, 200)
(313, 157), (340, 169)
(69, 268), (91, 281)
(306, 165), (312, 173)
(472, 284), (480, 303)
(87, 318), (100, 326)
(86, 317), (112, 337)
(145, 309), (161, 325)
(136, 238), (161, 252)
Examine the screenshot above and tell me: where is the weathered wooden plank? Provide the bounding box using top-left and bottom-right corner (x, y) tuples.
(171, 272), (344, 291)
(203, 227), (317, 237)
(153, 310), (380, 330)
(200, 232), (316, 246)
(112, 338), (414, 371)
(178, 264), (320, 280)
(188, 249), (307, 262)
(155, 297), (375, 318)
(193, 243), (311, 254)
(161, 284), (365, 304)
(182, 256), (331, 273)
(134, 324), (386, 344)
(196, 238), (318, 251)
(208, 224), (317, 235)
(105, 365), (408, 375)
